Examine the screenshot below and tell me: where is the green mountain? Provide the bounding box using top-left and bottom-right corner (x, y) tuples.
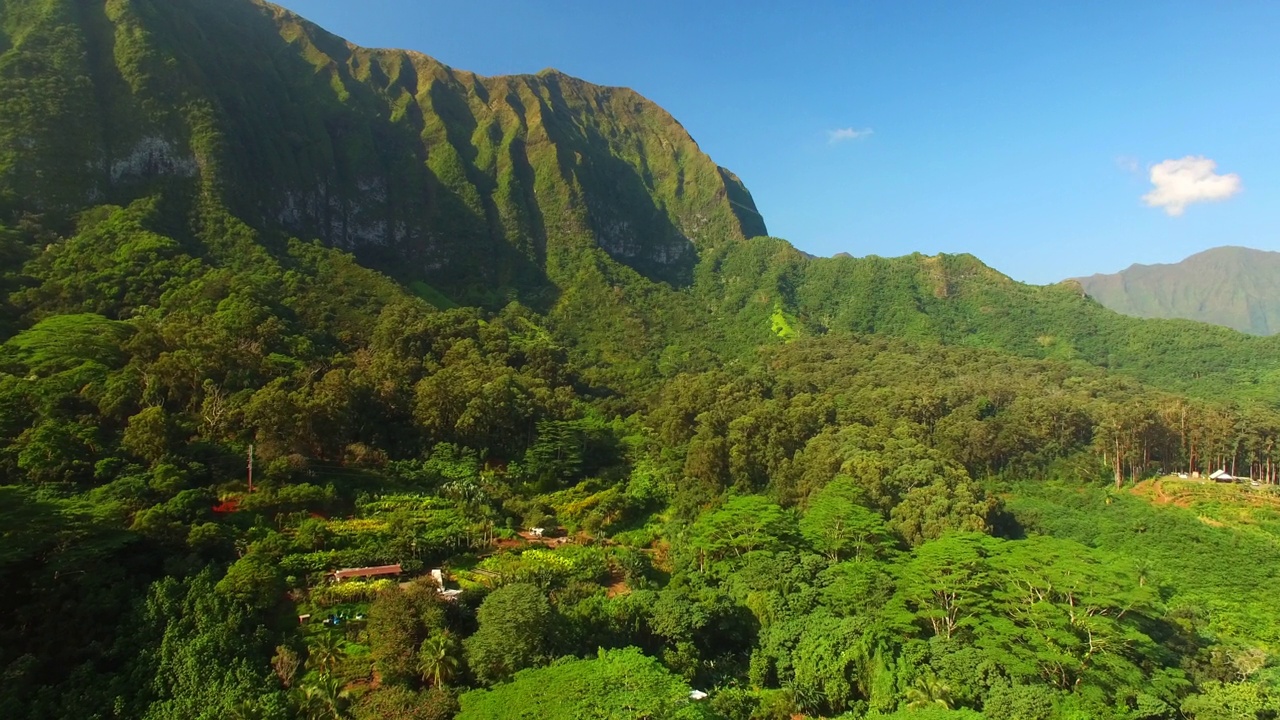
(5, 0), (1280, 406)
(703, 241), (1280, 403)
(0, 0), (764, 298)
(1074, 246), (1280, 335)
(8, 2), (1280, 720)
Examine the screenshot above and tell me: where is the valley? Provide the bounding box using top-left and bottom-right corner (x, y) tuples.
(0, 1), (1278, 719)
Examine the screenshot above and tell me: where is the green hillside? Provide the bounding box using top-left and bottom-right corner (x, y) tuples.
(0, 0), (765, 299)
(5, 0), (1280, 406)
(4, 2), (1280, 719)
(1076, 246), (1280, 335)
(700, 240), (1280, 404)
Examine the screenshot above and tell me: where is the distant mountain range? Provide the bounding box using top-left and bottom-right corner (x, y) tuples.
(1073, 246), (1280, 335)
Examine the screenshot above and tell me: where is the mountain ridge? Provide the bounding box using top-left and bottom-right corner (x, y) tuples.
(0, 0), (766, 299)
(1073, 245), (1280, 335)
(4, 0), (1280, 406)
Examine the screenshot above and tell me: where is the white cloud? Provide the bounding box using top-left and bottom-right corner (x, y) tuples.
(1115, 155), (1140, 174)
(1142, 155), (1242, 216)
(828, 127), (873, 144)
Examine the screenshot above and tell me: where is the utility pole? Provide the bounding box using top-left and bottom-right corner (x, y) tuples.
(247, 443), (254, 493)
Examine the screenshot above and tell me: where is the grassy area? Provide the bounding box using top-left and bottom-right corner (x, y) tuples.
(1133, 477), (1280, 544)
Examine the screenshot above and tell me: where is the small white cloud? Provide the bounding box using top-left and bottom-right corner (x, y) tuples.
(828, 127), (873, 144)
(1142, 155), (1242, 216)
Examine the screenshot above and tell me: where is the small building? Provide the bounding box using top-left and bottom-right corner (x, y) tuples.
(331, 564), (403, 583)
(429, 567), (464, 600)
(1209, 470), (1237, 483)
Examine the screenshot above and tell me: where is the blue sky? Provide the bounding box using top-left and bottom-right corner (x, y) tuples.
(274, 1), (1280, 284)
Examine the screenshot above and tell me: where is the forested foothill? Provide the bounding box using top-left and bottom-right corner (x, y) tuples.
(3, 1), (1280, 719)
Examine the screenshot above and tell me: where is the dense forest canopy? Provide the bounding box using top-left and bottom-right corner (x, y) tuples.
(2, 1), (1280, 719)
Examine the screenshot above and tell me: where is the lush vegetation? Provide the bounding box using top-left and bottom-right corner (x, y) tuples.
(4, 1), (1280, 719)
(5, 196), (1280, 719)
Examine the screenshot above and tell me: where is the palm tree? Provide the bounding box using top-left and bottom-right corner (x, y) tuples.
(226, 698), (262, 720)
(905, 671), (953, 710)
(418, 631), (462, 687)
(302, 674), (350, 720)
(307, 632), (345, 674)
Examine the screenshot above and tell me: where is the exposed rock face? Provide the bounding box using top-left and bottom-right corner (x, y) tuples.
(108, 137), (198, 184)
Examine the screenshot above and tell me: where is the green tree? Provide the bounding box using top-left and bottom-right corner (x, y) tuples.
(307, 632), (346, 675)
(905, 671), (953, 710)
(302, 674), (351, 720)
(463, 583), (553, 685)
(889, 475), (997, 547)
(351, 687), (458, 720)
(895, 534), (993, 640)
(983, 535), (1160, 691)
(865, 709), (984, 720)
(367, 583), (446, 685)
(686, 495), (795, 572)
(122, 406), (177, 464)
(418, 632), (461, 688)
(3, 313), (130, 375)
(800, 476), (892, 561)
(141, 572), (290, 720)
(788, 612), (896, 715)
(215, 553), (285, 611)
(981, 680), (1055, 720)
(14, 419), (100, 485)
(227, 698), (265, 720)
(1181, 681), (1280, 720)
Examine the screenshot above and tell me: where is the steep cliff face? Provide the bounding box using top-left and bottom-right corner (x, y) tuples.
(0, 0), (765, 295)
